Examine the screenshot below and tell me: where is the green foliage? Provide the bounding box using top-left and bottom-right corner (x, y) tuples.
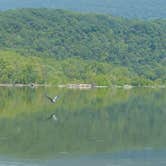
(0, 50), (145, 85)
(0, 9), (165, 84)
(0, 51), (44, 84)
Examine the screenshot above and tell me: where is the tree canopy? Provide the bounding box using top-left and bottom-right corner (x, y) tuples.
(0, 9), (165, 85)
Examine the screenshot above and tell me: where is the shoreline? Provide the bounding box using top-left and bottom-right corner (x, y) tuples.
(0, 83), (165, 89)
(0, 83), (51, 88)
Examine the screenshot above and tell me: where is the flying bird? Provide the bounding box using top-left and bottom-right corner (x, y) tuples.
(46, 95), (59, 103)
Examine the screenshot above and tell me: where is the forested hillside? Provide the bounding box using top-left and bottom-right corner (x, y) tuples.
(0, 0), (166, 19)
(0, 51), (144, 85)
(0, 9), (165, 85)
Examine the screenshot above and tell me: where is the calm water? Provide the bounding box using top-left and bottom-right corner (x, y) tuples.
(0, 87), (166, 165)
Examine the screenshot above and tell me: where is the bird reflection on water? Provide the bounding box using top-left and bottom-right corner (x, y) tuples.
(45, 94), (59, 121)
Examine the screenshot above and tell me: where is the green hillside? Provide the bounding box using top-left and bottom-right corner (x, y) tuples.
(0, 50), (146, 85)
(0, 9), (165, 85)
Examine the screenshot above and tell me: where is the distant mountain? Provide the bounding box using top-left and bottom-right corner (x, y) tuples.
(0, 9), (165, 84)
(0, 0), (166, 19)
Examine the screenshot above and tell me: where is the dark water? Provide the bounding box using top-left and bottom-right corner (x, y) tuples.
(0, 87), (166, 165)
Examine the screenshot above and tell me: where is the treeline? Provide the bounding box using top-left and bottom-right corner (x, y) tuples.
(0, 9), (165, 84)
(0, 51), (160, 85)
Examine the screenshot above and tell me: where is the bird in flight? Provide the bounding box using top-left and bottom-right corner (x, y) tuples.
(46, 95), (59, 103)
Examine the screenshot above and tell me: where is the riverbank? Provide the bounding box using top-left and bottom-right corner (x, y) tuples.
(0, 83), (165, 89)
(0, 83), (51, 88)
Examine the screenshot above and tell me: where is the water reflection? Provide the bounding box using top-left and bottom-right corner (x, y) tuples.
(0, 87), (165, 158)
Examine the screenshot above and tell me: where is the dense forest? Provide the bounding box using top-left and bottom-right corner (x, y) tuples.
(0, 0), (166, 19)
(0, 50), (148, 85)
(0, 9), (165, 85)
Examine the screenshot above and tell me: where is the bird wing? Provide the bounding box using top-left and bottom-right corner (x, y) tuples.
(53, 96), (58, 100)
(46, 113), (56, 120)
(46, 116), (52, 120)
(46, 95), (52, 101)
(52, 96), (59, 102)
(46, 113), (53, 120)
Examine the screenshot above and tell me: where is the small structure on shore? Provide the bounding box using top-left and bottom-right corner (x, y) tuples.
(67, 84), (93, 89)
(123, 84), (133, 89)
